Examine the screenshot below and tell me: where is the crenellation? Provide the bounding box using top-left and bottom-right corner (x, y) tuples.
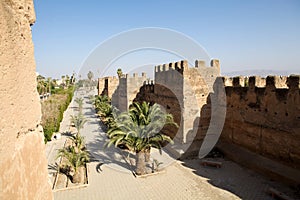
(159, 65), (164, 72)
(169, 62), (175, 69)
(287, 75), (300, 90)
(155, 65), (159, 72)
(275, 76), (288, 88)
(163, 63), (169, 71)
(248, 76), (257, 90)
(143, 79), (154, 86)
(232, 76), (245, 87)
(222, 75), (293, 89)
(195, 60), (206, 68)
(175, 61), (181, 70)
(181, 60), (188, 71)
(224, 77), (233, 86)
(155, 59), (220, 74)
(249, 76), (265, 87)
(210, 59), (220, 68)
(97, 60), (300, 171)
(221, 74), (300, 170)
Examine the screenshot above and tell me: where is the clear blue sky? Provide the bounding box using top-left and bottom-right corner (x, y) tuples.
(32, 0), (300, 79)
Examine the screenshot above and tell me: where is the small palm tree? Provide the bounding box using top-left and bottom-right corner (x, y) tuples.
(57, 146), (89, 183)
(87, 71), (94, 81)
(70, 134), (86, 153)
(129, 102), (178, 161)
(106, 102), (177, 175)
(70, 114), (87, 136)
(94, 95), (109, 110)
(117, 68), (123, 78)
(75, 97), (84, 113)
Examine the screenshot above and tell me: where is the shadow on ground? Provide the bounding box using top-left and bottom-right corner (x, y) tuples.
(80, 97), (136, 176)
(180, 156), (299, 200)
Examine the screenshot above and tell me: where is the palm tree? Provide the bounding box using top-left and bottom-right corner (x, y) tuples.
(106, 102), (177, 175)
(65, 75), (70, 87)
(94, 95), (116, 128)
(87, 71), (94, 81)
(75, 97), (84, 113)
(117, 68), (123, 78)
(94, 95), (109, 109)
(57, 146), (89, 183)
(70, 134), (86, 153)
(70, 114), (87, 136)
(129, 102), (178, 161)
(47, 77), (52, 94)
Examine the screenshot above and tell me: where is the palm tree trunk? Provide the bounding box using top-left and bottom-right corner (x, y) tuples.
(136, 151), (146, 175)
(144, 147), (151, 162)
(72, 167), (84, 184)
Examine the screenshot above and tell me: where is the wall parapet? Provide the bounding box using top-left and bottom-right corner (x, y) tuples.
(222, 75), (299, 89)
(123, 72), (147, 79)
(155, 60), (188, 74)
(155, 59), (220, 74)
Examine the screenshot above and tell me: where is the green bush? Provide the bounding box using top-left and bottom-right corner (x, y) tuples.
(42, 85), (74, 143)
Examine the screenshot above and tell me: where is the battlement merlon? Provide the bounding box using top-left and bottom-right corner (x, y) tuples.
(232, 76), (245, 87)
(143, 79), (154, 85)
(155, 60), (188, 73)
(287, 75), (300, 90)
(155, 59), (220, 73)
(195, 59), (220, 69)
(98, 76), (118, 82)
(222, 75), (299, 89)
(123, 72), (147, 79)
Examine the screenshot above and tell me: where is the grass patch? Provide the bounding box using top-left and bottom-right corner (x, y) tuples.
(41, 86), (74, 143)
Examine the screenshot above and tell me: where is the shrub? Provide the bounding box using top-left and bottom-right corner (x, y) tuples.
(41, 85), (74, 143)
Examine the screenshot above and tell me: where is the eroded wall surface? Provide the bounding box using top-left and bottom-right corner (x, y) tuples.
(220, 76), (300, 168)
(136, 60), (219, 143)
(111, 73), (147, 111)
(98, 76), (119, 98)
(97, 59), (300, 170)
(0, 1), (53, 199)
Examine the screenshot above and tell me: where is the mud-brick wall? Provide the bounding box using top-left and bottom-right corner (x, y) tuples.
(135, 59), (219, 144)
(0, 1), (53, 199)
(98, 76), (119, 98)
(111, 73), (147, 111)
(134, 82), (181, 140)
(220, 76), (300, 169)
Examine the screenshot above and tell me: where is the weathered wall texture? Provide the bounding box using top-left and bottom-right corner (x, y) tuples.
(97, 59), (300, 183)
(220, 75), (300, 169)
(134, 64), (300, 169)
(135, 82), (181, 140)
(98, 76), (119, 98)
(0, 1), (53, 199)
(136, 60), (219, 143)
(111, 73), (147, 111)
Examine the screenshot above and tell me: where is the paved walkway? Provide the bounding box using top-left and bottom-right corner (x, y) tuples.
(46, 89), (298, 200)
(45, 92), (77, 188)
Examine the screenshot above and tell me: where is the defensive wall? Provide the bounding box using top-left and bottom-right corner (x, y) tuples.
(135, 59), (220, 143)
(203, 75), (300, 185)
(98, 76), (119, 98)
(0, 1), (53, 199)
(220, 75), (300, 169)
(97, 60), (300, 185)
(111, 73), (148, 111)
